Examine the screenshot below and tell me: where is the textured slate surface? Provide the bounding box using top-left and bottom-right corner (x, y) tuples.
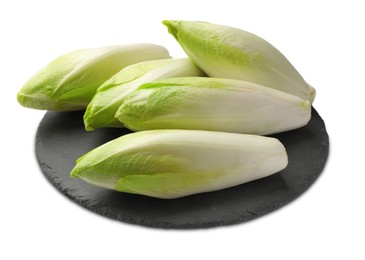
(35, 108), (329, 229)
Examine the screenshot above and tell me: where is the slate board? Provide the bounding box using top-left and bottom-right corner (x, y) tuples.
(35, 108), (329, 229)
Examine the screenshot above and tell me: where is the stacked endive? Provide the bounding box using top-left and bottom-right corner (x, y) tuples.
(18, 20), (316, 199)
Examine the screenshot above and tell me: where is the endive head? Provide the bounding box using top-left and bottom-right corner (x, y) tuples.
(70, 130), (288, 199)
(116, 77), (311, 135)
(162, 20), (315, 103)
(83, 58), (205, 131)
(17, 44), (170, 111)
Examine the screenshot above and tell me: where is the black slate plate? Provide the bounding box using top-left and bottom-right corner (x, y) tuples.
(35, 108), (329, 229)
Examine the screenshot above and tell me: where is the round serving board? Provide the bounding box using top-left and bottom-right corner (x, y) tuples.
(35, 108), (329, 229)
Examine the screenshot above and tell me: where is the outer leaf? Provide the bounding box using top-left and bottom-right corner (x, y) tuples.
(17, 44), (170, 111)
(116, 77), (311, 135)
(70, 130), (288, 199)
(83, 58), (205, 131)
(163, 20), (315, 102)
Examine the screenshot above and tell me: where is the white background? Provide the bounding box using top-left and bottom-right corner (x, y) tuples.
(1, 0), (364, 259)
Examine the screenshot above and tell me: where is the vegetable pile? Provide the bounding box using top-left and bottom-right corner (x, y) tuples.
(18, 20), (316, 199)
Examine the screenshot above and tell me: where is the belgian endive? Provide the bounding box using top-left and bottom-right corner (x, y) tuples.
(163, 20), (315, 103)
(70, 130), (288, 199)
(17, 44), (170, 111)
(84, 58), (205, 131)
(116, 77), (311, 135)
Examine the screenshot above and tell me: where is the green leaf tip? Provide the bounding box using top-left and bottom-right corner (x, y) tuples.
(70, 168), (79, 178)
(162, 20), (180, 40)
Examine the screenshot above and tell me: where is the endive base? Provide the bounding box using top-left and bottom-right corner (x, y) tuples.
(35, 108), (329, 229)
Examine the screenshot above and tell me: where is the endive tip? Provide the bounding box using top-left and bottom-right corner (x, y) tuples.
(16, 92), (24, 106)
(162, 20), (174, 26)
(83, 112), (95, 131)
(83, 117), (96, 131)
(84, 123), (95, 132)
(70, 168), (79, 178)
(162, 20), (179, 40)
(70, 155), (88, 178)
